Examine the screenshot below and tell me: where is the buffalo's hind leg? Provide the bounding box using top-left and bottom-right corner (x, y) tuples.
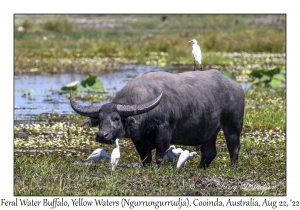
(222, 126), (241, 167)
(199, 130), (219, 169)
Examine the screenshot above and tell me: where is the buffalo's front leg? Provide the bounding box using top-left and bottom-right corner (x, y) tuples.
(132, 137), (153, 166)
(137, 149), (152, 166)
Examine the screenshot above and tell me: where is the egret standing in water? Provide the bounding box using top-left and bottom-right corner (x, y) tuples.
(111, 138), (120, 171)
(166, 145), (183, 163)
(189, 39), (202, 71)
(176, 150), (198, 168)
(86, 148), (110, 170)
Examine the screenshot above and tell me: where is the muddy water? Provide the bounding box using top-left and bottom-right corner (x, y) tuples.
(14, 65), (250, 120)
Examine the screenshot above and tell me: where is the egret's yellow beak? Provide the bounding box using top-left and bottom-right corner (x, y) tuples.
(166, 147), (172, 152)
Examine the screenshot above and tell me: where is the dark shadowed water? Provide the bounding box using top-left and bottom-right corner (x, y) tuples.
(14, 65), (250, 120)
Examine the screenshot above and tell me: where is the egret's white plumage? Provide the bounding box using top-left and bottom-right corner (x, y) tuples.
(176, 150), (198, 168)
(189, 39), (202, 71)
(86, 148), (111, 163)
(111, 138), (120, 171)
(166, 145), (183, 163)
(86, 148), (110, 170)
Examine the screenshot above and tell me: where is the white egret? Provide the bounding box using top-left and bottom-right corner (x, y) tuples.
(86, 148), (110, 170)
(111, 138), (120, 171)
(166, 145), (183, 163)
(176, 150), (198, 168)
(189, 39), (202, 71)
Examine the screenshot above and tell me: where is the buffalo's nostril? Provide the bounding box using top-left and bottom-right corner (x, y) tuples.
(96, 131), (110, 142)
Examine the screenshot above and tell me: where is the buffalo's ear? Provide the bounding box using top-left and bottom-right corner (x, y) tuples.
(81, 117), (99, 127)
(125, 117), (138, 126)
(125, 117), (139, 137)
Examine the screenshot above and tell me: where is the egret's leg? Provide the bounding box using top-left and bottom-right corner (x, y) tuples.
(89, 161), (95, 171)
(194, 60), (196, 71)
(111, 169), (114, 183)
(93, 162), (96, 171)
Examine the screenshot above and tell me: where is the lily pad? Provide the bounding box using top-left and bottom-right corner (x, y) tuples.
(259, 74), (270, 82)
(80, 74), (104, 92)
(65, 81), (79, 87)
(250, 67), (285, 88)
(61, 81), (81, 91)
(61, 74), (104, 92)
(269, 78), (282, 88)
(273, 73), (285, 81)
(221, 70), (236, 81)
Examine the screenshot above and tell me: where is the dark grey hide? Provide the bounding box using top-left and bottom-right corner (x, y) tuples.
(70, 70), (244, 168)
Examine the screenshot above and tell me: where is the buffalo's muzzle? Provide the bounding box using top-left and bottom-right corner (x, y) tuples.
(95, 131), (113, 144)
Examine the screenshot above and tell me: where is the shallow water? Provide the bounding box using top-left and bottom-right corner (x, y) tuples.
(14, 65), (250, 120)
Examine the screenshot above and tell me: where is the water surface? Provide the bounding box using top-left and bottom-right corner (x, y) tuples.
(14, 65), (249, 120)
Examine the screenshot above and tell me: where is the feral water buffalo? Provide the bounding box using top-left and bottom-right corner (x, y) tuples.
(70, 70), (244, 168)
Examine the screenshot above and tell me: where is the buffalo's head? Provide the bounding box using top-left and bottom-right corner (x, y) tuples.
(70, 91), (163, 144)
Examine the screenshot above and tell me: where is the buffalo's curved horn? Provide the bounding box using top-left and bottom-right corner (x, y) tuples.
(69, 90), (101, 117)
(116, 91), (163, 116)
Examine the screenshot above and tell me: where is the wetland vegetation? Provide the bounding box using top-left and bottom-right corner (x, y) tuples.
(14, 14), (286, 196)
(14, 14), (285, 75)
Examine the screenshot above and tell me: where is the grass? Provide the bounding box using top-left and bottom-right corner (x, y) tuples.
(14, 14), (286, 74)
(14, 87), (286, 196)
(244, 87), (286, 130)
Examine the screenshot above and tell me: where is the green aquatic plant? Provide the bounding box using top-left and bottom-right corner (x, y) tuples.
(221, 70), (236, 81)
(61, 74), (104, 92)
(250, 67), (286, 88)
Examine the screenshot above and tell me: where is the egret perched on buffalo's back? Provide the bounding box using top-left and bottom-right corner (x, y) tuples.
(189, 39), (202, 71)
(111, 138), (120, 171)
(166, 145), (183, 163)
(176, 150), (198, 168)
(86, 148), (110, 170)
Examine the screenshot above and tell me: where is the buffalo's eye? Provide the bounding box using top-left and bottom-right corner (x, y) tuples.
(112, 116), (120, 122)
